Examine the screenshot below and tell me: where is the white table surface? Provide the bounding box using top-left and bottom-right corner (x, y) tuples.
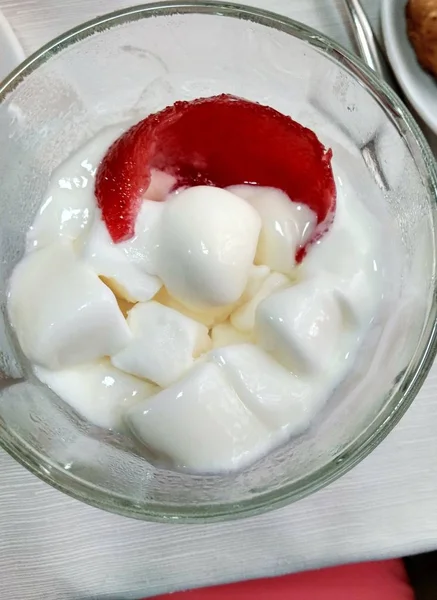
(1, 1), (437, 599)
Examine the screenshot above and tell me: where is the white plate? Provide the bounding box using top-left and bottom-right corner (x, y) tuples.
(382, 0), (437, 134)
(0, 9), (25, 82)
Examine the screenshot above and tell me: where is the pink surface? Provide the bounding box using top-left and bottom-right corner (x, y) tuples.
(152, 559), (413, 599)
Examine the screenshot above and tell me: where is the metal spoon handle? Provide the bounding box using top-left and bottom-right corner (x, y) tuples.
(342, 0), (395, 83)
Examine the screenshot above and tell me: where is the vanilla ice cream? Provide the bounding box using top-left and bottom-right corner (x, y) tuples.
(255, 279), (345, 375)
(112, 301), (211, 387)
(7, 120), (388, 475)
(127, 361), (273, 473)
(231, 272), (290, 333)
(26, 125), (126, 251)
(8, 242), (131, 369)
(228, 185), (317, 275)
(211, 344), (327, 431)
(80, 203), (163, 303)
(35, 359), (158, 430)
(156, 186), (261, 309)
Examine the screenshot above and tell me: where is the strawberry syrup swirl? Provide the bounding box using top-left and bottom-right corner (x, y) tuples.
(95, 94), (336, 245)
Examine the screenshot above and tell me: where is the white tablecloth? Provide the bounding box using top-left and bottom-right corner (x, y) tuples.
(1, 1), (437, 599)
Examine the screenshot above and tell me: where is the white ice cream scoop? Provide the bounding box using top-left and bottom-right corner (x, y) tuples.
(26, 125), (125, 251)
(156, 186), (261, 309)
(231, 271), (289, 333)
(301, 189), (382, 326)
(228, 185), (316, 275)
(255, 279), (344, 375)
(35, 359), (158, 431)
(8, 242), (131, 369)
(80, 202), (163, 303)
(112, 301), (211, 387)
(155, 265), (270, 329)
(211, 343), (327, 432)
(126, 361), (272, 473)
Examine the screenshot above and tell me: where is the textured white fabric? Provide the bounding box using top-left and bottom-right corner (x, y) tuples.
(0, 1), (437, 599)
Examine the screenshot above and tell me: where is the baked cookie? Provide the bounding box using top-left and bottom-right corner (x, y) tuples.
(406, 0), (437, 77)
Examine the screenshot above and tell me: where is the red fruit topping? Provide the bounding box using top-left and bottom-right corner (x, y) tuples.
(96, 94), (335, 243)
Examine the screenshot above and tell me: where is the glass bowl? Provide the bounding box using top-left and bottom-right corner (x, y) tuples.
(0, 2), (436, 522)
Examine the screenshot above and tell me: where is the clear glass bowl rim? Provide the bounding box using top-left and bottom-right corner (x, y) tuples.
(1, 0), (437, 523)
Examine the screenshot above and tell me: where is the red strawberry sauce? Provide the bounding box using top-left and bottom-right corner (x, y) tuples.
(95, 94), (336, 244)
